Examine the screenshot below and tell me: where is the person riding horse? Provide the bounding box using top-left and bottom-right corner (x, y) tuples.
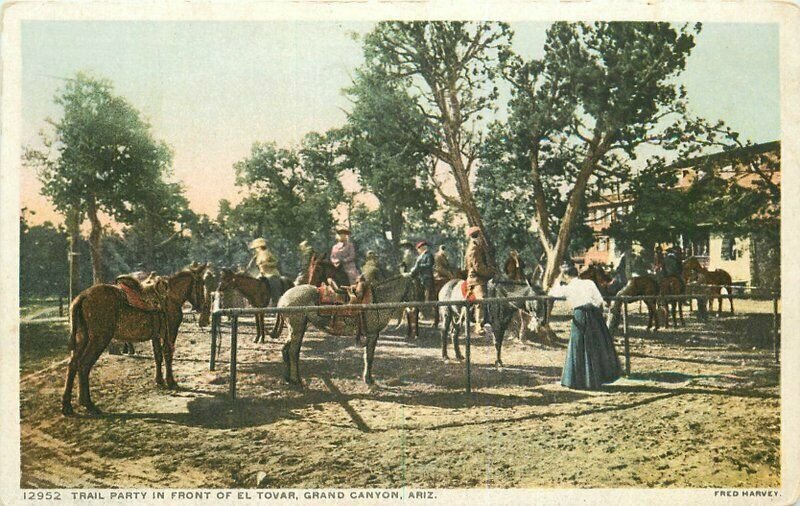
(465, 226), (496, 336)
(247, 237), (283, 306)
(330, 228), (360, 285)
(503, 249), (526, 282)
(409, 241), (435, 318)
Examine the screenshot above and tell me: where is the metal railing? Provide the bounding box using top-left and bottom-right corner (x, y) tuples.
(209, 287), (780, 400)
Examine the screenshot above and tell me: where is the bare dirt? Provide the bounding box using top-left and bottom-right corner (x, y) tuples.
(20, 302), (780, 489)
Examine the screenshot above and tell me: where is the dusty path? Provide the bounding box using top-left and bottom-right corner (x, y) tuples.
(20, 307), (780, 488)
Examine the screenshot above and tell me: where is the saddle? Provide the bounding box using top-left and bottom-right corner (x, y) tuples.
(317, 277), (373, 317)
(459, 280), (477, 303)
(116, 274), (168, 312)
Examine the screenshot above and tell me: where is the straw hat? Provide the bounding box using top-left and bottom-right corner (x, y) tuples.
(250, 238), (267, 249)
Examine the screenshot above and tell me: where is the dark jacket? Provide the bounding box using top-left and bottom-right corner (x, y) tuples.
(410, 250), (435, 285)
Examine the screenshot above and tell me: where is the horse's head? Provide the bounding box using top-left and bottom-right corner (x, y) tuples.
(186, 263), (208, 310)
(217, 268), (237, 293)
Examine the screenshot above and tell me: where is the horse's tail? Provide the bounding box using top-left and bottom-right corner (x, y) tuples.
(68, 295), (86, 352)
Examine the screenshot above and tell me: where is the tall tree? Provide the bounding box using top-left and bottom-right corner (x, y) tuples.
(500, 22), (702, 288)
(340, 64), (437, 261)
(232, 132), (344, 275)
(25, 73), (174, 283)
(362, 22), (513, 262)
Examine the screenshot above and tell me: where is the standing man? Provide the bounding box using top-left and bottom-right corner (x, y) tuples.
(465, 226), (495, 335)
(330, 228), (360, 285)
(361, 250), (387, 284)
(409, 241), (435, 309)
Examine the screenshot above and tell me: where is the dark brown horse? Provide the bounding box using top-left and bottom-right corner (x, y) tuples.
(607, 275), (661, 331)
(216, 269), (291, 342)
(305, 252), (350, 288)
(62, 264), (207, 415)
(658, 275), (685, 327)
(683, 257), (734, 315)
(580, 263), (615, 296)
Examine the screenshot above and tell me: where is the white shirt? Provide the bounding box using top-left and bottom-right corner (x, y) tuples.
(548, 278), (605, 309)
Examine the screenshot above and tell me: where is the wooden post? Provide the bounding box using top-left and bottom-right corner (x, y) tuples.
(623, 300), (630, 375)
(464, 302), (472, 395)
(773, 297), (780, 364)
(230, 314), (238, 400)
(209, 313), (218, 371)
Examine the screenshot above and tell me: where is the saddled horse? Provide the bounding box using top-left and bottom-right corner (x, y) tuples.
(278, 274), (418, 385)
(437, 277), (544, 366)
(216, 269), (292, 342)
(607, 275), (660, 332)
(683, 257), (734, 315)
(62, 264), (207, 415)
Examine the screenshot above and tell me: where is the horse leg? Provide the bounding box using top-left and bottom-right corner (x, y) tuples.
(269, 314), (283, 340)
(61, 351), (82, 416)
(164, 315), (181, 389)
(363, 332), (379, 385)
(729, 294), (734, 315)
(151, 336), (165, 386)
(494, 322), (505, 368)
(717, 291), (723, 317)
(77, 336), (110, 415)
(679, 298), (685, 326)
(453, 309), (464, 361)
(285, 317), (307, 385)
(440, 310), (451, 361)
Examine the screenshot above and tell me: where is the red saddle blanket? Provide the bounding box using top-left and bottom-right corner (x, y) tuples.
(459, 280), (477, 303)
(117, 282), (159, 311)
(317, 284), (372, 317)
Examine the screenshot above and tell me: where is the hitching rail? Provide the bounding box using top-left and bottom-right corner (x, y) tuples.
(209, 290), (780, 400)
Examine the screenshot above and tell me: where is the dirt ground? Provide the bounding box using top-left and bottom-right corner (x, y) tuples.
(20, 301), (780, 489)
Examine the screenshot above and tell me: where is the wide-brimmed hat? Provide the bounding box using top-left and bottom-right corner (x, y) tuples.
(466, 226), (481, 238)
(336, 228), (351, 235)
(415, 241), (429, 249)
(250, 238), (267, 249)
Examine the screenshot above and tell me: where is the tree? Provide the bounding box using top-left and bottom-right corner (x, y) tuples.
(19, 210), (69, 297)
(25, 73), (175, 283)
(499, 22), (702, 288)
(340, 64), (437, 263)
(232, 132), (344, 275)
(362, 22), (513, 262)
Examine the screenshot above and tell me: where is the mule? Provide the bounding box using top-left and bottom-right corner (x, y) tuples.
(437, 278), (543, 366)
(216, 269), (292, 343)
(683, 257), (734, 315)
(62, 264), (207, 415)
(278, 274), (417, 385)
(607, 275), (660, 332)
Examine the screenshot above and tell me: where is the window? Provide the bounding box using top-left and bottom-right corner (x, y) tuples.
(721, 235), (736, 261)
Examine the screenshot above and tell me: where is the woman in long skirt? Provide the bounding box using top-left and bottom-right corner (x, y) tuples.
(549, 263), (623, 390)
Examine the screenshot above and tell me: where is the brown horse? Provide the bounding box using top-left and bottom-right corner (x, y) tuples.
(306, 252), (350, 288)
(580, 263), (615, 296)
(658, 275), (685, 327)
(607, 275), (661, 331)
(216, 269), (291, 342)
(683, 257), (734, 315)
(62, 264), (207, 415)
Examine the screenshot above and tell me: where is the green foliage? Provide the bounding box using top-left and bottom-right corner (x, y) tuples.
(19, 211), (69, 297)
(230, 132), (344, 275)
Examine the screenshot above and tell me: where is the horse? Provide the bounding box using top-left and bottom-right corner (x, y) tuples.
(683, 257), (734, 315)
(658, 275), (685, 327)
(305, 252), (350, 288)
(62, 264), (207, 415)
(607, 275), (660, 332)
(437, 277), (543, 366)
(580, 262), (626, 297)
(216, 269), (292, 342)
(277, 274), (418, 385)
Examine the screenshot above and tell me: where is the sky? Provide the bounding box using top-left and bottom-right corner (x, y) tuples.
(20, 21), (780, 226)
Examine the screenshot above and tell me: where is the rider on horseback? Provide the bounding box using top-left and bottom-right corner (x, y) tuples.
(330, 228), (360, 285)
(465, 226), (496, 336)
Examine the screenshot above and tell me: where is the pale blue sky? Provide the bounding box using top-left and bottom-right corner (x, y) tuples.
(21, 21), (779, 223)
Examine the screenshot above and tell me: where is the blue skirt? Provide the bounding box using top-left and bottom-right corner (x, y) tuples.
(561, 304), (623, 390)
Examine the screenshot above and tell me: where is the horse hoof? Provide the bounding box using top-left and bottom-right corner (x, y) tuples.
(495, 361), (504, 368)
(455, 356), (464, 362)
(363, 377), (375, 386)
(61, 404), (74, 417)
(441, 356), (449, 363)
(166, 382), (179, 390)
(83, 404), (102, 416)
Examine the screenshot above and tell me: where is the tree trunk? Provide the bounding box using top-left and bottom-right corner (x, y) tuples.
(66, 209), (81, 300)
(86, 201), (104, 284)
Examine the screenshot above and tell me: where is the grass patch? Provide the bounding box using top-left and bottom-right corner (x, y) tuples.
(20, 320), (70, 376)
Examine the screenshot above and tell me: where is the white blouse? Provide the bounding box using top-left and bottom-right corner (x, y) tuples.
(548, 278), (605, 309)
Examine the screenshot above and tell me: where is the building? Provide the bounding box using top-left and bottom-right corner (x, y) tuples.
(574, 141), (780, 287)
